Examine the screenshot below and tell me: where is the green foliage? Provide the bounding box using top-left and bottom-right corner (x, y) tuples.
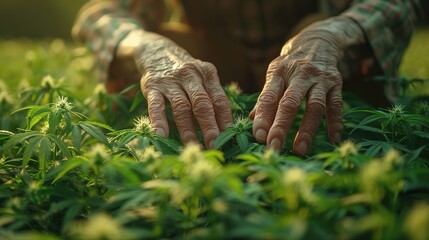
(0, 40), (429, 240)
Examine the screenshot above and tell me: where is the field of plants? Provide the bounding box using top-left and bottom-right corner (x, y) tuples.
(0, 30), (429, 239)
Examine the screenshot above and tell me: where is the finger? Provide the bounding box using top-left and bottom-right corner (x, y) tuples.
(185, 80), (220, 149)
(146, 89), (169, 137)
(293, 85), (327, 156)
(266, 80), (309, 150)
(326, 84), (343, 144)
(203, 63), (233, 131)
(252, 74), (284, 144)
(167, 89), (199, 145)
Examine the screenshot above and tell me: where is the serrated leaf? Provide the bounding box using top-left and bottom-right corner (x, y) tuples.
(48, 111), (61, 135)
(47, 135), (72, 159)
(129, 91), (145, 112)
(52, 157), (87, 183)
(359, 141), (387, 156)
(39, 136), (52, 177)
(71, 125), (82, 153)
(236, 133), (249, 153)
(62, 204), (83, 228)
(45, 199), (75, 217)
(108, 158), (141, 185)
(82, 121), (114, 132)
(204, 150), (225, 163)
(78, 122), (111, 148)
(413, 131), (429, 140)
(63, 112), (72, 130)
(0, 130), (14, 141)
(156, 137), (181, 154)
(10, 105), (44, 116)
(213, 128), (236, 149)
(22, 136), (43, 167)
(114, 131), (139, 148)
(235, 153), (261, 164)
(4, 131), (43, 153)
(349, 124), (385, 134)
(405, 146), (426, 163)
(28, 111), (50, 130)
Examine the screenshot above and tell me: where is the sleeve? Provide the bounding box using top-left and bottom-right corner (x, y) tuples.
(72, 0), (166, 83)
(341, 0), (421, 77)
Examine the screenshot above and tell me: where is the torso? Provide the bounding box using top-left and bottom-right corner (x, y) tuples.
(179, 0), (319, 92)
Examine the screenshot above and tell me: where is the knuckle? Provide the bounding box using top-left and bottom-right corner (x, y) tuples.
(305, 99), (326, 123)
(171, 97), (192, 116)
(278, 95), (301, 113)
(140, 80), (159, 98)
(149, 98), (165, 112)
(192, 94), (213, 115)
(202, 61), (218, 75)
(267, 59), (286, 77)
(175, 62), (198, 78)
(141, 76), (158, 89)
(327, 97), (343, 116)
(329, 96), (342, 108)
(258, 90), (279, 106)
(211, 94), (230, 109)
(295, 60), (318, 74)
(328, 71), (343, 84)
(307, 98), (326, 115)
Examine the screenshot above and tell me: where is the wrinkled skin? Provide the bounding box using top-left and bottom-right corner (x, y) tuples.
(125, 31), (233, 149)
(250, 30), (344, 156)
(119, 17), (364, 155)
(250, 17), (366, 156)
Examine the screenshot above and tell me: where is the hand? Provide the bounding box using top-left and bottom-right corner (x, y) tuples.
(250, 17), (364, 156)
(122, 31), (233, 148)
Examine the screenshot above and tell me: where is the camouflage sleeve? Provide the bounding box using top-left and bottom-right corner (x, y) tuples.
(71, 0), (165, 83)
(341, 0), (421, 77)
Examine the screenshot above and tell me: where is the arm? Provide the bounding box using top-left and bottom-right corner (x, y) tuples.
(72, 0), (233, 148)
(251, 0), (420, 156)
(343, 0), (420, 77)
(72, 0), (165, 90)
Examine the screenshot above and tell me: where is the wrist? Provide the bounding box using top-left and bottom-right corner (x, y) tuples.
(302, 16), (366, 49)
(118, 29), (190, 74)
(117, 29), (160, 59)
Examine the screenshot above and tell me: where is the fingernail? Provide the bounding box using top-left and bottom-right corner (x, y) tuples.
(296, 141), (308, 155)
(156, 128), (166, 137)
(255, 129), (267, 142)
(270, 138), (282, 150)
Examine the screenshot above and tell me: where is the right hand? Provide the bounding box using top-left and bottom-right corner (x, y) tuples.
(120, 31), (233, 149)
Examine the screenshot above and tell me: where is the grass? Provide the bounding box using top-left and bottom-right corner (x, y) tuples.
(0, 39), (97, 97)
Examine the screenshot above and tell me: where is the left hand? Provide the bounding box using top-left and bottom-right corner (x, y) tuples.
(250, 24), (346, 156)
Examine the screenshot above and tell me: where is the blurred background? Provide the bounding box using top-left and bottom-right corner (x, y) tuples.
(0, 0), (86, 39)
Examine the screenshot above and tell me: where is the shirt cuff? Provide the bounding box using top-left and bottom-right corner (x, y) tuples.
(342, 1), (417, 77)
(72, 0), (141, 83)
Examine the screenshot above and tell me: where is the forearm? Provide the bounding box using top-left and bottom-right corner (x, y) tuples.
(72, 0), (167, 84)
(281, 16), (366, 71)
(298, 17), (366, 48)
(72, 0), (142, 83)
